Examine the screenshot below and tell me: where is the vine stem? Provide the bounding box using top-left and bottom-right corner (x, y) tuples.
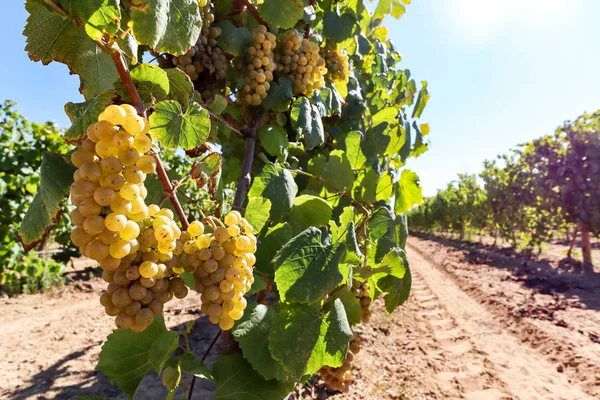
(109, 44), (190, 230)
(304, 0), (317, 38)
(188, 330), (222, 399)
(232, 109), (264, 210)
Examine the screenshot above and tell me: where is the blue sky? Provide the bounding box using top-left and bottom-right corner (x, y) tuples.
(2, 1), (600, 196)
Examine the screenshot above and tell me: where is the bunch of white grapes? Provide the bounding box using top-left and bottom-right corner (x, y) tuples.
(69, 104), (190, 331)
(240, 25), (276, 106)
(318, 334), (362, 393)
(185, 211), (257, 330)
(275, 29), (327, 96)
(352, 280), (372, 323)
(172, 0), (228, 84)
(321, 44), (350, 84)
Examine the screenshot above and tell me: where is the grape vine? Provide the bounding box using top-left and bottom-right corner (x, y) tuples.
(18, 0), (429, 398)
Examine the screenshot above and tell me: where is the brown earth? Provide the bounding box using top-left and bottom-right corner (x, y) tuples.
(1, 237), (599, 399)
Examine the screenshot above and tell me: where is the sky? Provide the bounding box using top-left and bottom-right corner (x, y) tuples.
(2, 1), (600, 196)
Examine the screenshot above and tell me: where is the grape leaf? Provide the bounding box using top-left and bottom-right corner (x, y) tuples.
(255, 223), (293, 275)
(217, 20), (250, 57)
(321, 150), (354, 195)
(245, 197), (272, 233)
(263, 77), (294, 112)
(290, 195), (333, 232)
(268, 302), (321, 380)
(231, 302), (289, 381)
(368, 206), (395, 242)
(248, 164), (297, 221)
(149, 101), (211, 150)
(54, 0), (120, 41)
(258, 0), (304, 29)
(258, 125), (289, 162)
(117, 63), (170, 106)
(64, 93), (113, 141)
(173, 353), (214, 380)
(129, 0), (201, 55)
(412, 81), (430, 118)
(375, 171), (394, 202)
(96, 316), (178, 398)
(374, 250), (411, 313)
(345, 131), (367, 170)
(291, 97), (325, 149)
(306, 299), (352, 373)
(212, 354), (293, 400)
(18, 153), (77, 251)
(273, 227), (345, 304)
(394, 169), (423, 214)
(24, 0), (118, 99)
(323, 11), (359, 43)
(330, 289), (362, 326)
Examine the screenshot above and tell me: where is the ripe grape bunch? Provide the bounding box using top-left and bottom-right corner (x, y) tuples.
(69, 104), (189, 331)
(240, 25), (276, 106)
(275, 29), (327, 96)
(172, 0), (228, 87)
(352, 280), (372, 323)
(187, 211), (257, 330)
(321, 44), (350, 84)
(318, 334), (362, 393)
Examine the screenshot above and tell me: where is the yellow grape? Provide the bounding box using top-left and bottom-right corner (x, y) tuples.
(99, 105), (127, 126)
(93, 187), (117, 206)
(187, 220), (204, 237)
(71, 149), (95, 168)
(113, 131), (134, 150)
(118, 148), (140, 166)
(120, 104), (138, 116)
(94, 120), (118, 141)
(120, 183), (140, 201)
(111, 196), (133, 214)
(133, 134), (152, 154)
(109, 239), (131, 259)
(120, 220), (141, 241)
(122, 114), (145, 135)
(136, 154), (157, 174)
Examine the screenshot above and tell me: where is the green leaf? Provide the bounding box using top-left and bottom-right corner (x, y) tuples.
(175, 353), (214, 380)
(149, 330), (180, 373)
(322, 150), (354, 194)
(118, 63), (170, 106)
(19, 153), (77, 251)
(245, 197), (272, 233)
(375, 250), (411, 313)
(268, 302), (321, 380)
(161, 366), (181, 391)
(255, 223), (293, 275)
(258, 125), (289, 162)
(394, 169), (423, 214)
(248, 164), (298, 221)
(96, 316), (178, 398)
(165, 68), (193, 109)
(263, 77), (294, 112)
(149, 101), (211, 149)
(232, 302), (289, 381)
(395, 214), (408, 248)
(330, 289), (362, 326)
(368, 206), (395, 242)
(129, 0), (201, 55)
(247, 273), (267, 295)
(217, 20), (250, 57)
(258, 0), (304, 29)
(213, 354), (293, 400)
(291, 97), (325, 150)
(372, 107), (398, 127)
(412, 81), (430, 118)
(64, 93), (113, 141)
(273, 227), (345, 304)
(290, 195), (333, 232)
(323, 12), (358, 43)
(345, 131), (367, 170)
(306, 298), (352, 373)
(54, 0), (120, 41)
(375, 171), (394, 202)
(24, 0), (118, 99)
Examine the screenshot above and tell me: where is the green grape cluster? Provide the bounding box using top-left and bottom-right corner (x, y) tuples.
(318, 334), (362, 393)
(185, 211), (257, 330)
(321, 44), (350, 84)
(172, 1), (228, 84)
(275, 29), (327, 96)
(352, 280), (372, 323)
(240, 25), (276, 106)
(69, 104), (190, 331)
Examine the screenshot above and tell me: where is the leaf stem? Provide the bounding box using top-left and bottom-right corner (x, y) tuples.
(239, 0), (268, 26)
(188, 330), (222, 399)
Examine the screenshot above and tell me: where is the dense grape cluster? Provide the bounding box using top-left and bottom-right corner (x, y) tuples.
(240, 25), (276, 106)
(321, 44), (350, 84)
(172, 0), (228, 86)
(318, 334), (362, 393)
(352, 280), (372, 323)
(183, 212), (256, 330)
(275, 29), (326, 96)
(69, 104), (190, 331)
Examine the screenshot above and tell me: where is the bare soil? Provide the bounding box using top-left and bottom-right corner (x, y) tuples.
(1, 237), (599, 400)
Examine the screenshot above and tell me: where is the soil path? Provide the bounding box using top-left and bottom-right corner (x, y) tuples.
(404, 243), (592, 400)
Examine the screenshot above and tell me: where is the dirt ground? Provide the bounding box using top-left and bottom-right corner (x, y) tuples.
(1, 236), (599, 400)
